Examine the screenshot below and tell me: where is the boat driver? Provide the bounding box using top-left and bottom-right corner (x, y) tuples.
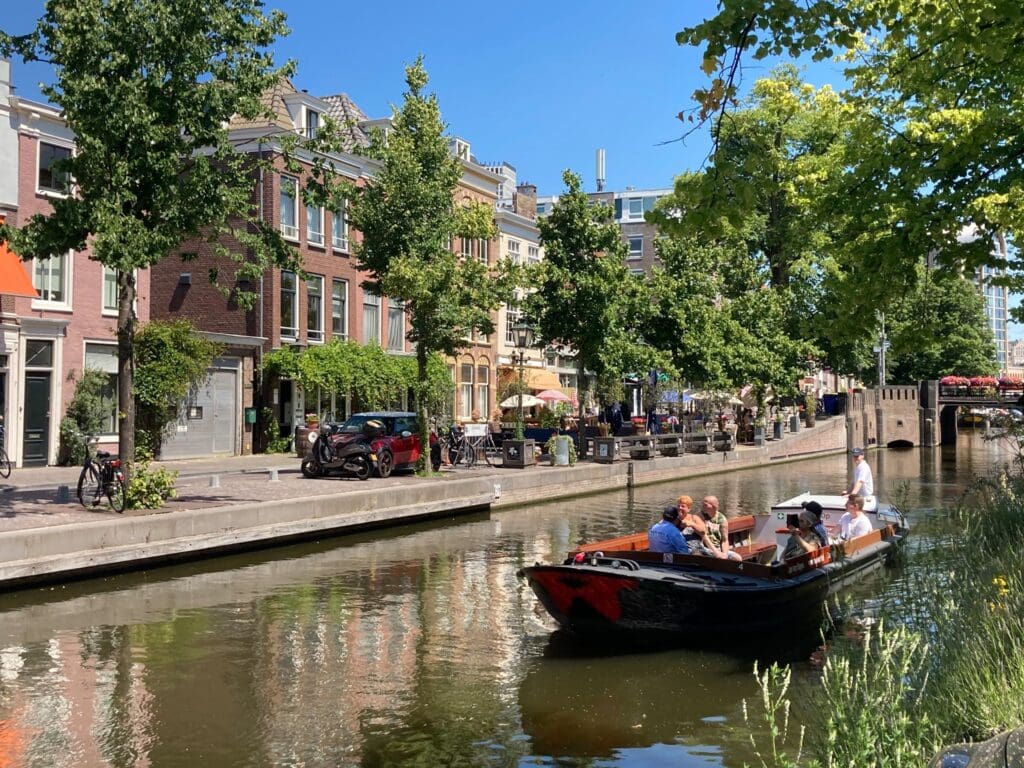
(648, 505), (690, 554)
(844, 447), (874, 498)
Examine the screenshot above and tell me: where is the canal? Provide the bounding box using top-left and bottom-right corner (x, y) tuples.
(0, 434), (1012, 767)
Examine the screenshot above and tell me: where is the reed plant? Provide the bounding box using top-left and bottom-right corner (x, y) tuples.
(742, 469), (1024, 766)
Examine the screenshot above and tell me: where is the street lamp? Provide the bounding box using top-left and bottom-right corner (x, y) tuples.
(511, 320), (535, 436)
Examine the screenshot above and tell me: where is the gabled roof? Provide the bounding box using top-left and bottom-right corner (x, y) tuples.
(229, 77), (298, 132)
(320, 93), (372, 152)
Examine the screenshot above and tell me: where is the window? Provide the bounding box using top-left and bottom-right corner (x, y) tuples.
(332, 201), (349, 251)
(305, 109), (319, 140)
(527, 245), (539, 264)
(387, 299), (405, 351)
(306, 203), (324, 246)
(306, 275), (324, 342)
(461, 237), (473, 259)
(628, 236), (643, 260)
(459, 363), (474, 419)
(84, 343), (119, 435)
(626, 198), (643, 220)
(280, 270), (298, 339)
(629, 268), (645, 276)
(102, 266), (118, 314)
(505, 307), (521, 345)
(508, 239), (520, 263)
(478, 239), (489, 265)
(476, 364), (490, 418)
(536, 202), (546, 215)
(280, 176), (298, 240)
(37, 141), (72, 194)
(362, 290), (381, 344)
(331, 279), (348, 338)
(32, 252), (70, 306)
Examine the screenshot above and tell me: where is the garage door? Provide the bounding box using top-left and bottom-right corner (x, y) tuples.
(160, 367), (238, 459)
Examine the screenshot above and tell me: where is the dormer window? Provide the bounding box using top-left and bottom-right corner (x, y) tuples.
(451, 138), (470, 161)
(305, 109), (319, 140)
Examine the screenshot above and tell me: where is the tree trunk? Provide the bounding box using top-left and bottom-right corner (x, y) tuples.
(576, 358), (588, 459)
(117, 270), (137, 481)
(415, 341), (429, 473)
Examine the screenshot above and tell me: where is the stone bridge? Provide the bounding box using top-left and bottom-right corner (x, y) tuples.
(845, 381), (1018, 449)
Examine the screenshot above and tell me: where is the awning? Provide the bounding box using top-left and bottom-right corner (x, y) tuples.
(0, 239), (38, 298)
(498, 365), (562, 392)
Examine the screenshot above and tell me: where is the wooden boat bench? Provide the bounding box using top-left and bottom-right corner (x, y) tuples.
(728, 514), (776, 563)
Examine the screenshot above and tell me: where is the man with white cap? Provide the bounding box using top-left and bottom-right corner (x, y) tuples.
(845, 447), (874, 498)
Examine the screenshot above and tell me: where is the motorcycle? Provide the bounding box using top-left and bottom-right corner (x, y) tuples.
(301, 420), (379, 481)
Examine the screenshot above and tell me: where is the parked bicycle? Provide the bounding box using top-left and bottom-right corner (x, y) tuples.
(77, 439), (126, 512)
(0, 416), (11, 479)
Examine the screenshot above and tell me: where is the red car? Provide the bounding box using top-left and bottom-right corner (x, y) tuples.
(334, 411), (424, 478)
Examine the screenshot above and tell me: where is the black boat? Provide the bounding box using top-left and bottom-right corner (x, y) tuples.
(519, 493), (908, 640)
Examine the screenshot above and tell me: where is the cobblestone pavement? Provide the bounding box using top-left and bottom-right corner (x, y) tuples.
(0, 452), (503, 532)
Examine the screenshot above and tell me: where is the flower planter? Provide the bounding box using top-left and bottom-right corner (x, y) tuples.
(790, 414), (800, 433)
(502, 439), (535, 468)
(773, 421), (784, 441)
(753, 426), (765, 446)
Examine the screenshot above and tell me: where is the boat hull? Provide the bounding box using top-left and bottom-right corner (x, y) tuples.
(522, 538), (898, 641)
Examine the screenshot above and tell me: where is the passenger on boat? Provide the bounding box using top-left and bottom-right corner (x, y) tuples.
(838, 495), (872, 541)
(800, 500), (830, 547)
(844, 448), (874, 497)
(648, 505), (690, 554)
(701, 496), (742, 560)
(678, 495), (716, 555)
(784, 510), (824, 559)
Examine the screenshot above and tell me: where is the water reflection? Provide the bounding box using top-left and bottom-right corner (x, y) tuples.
(0, 434), (1012, 767)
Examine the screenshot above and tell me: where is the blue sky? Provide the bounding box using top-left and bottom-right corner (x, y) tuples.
(4, 0), (1020, 337)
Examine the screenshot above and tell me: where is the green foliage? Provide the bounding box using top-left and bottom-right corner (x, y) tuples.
(134, 320), (221, 458)
(678, 1), (1024, 321)
(347, 59), (517, 470)
(260, 407), (291, 454)
(261, 340), (453, 416)
(0, 0), (318, 468)
(125, 458), (178, 510)
(544, 433), (577, 465)
(741, 663), (808, 768)
(58, 369), (112, 465)
(528, 170), (670, 437)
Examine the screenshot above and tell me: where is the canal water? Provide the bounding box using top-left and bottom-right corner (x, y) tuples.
(0, 434), (1012, 767)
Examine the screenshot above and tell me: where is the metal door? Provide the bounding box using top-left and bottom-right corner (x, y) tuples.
(23, 374), (50, 465)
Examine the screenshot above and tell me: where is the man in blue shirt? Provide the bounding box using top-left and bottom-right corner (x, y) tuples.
(649, 505), (690, 554)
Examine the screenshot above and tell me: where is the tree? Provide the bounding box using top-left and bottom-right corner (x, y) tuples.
(0, 1), (308, 475)
(134, 320), (221, 457)
(878, 269), (997, 383)
(347, 59), (516, 471)
(678, 0), (1024, 315)
(527, 170), (669, 455)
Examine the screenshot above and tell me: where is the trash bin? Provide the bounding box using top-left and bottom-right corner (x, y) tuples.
(295, 426), (311, 457)
(593, 437), (616, 464)
(552, 435), (571, 466)
(244, 406), (257, 425)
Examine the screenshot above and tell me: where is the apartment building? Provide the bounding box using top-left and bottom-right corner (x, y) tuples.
(0, 60), (150, 467)
(536, 186), (672, 276)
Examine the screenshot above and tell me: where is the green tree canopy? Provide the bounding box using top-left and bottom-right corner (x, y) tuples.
(347, 59), (516, 469)
(527, 170), (669, 451)
(678, 0), (1024, 316)
(0, 0), (312, 471)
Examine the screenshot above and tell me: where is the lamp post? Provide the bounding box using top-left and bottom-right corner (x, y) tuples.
(511, 320), (534, 437)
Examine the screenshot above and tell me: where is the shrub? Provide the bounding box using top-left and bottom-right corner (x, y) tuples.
(59, 369), (113, 465)
(125, 457), (178, 510)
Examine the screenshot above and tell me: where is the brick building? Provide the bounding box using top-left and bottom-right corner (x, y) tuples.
(0, 60), (150, 467)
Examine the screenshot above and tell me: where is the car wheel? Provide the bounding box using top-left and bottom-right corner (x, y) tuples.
(377, 450), (394, 478)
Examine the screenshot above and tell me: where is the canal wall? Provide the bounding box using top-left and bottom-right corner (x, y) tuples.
(0, 417), (847, 590)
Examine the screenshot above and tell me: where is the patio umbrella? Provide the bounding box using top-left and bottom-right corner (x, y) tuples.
(535, 389), (571, 403)
(499, 394), (544, 408)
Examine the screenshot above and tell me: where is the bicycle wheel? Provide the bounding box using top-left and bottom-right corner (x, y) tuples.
(461, 441), (476, 468)
(480, 436), (495, 467)
(77, 462), (101, 508)
(0, 446), (10, 479)
(106, 474), (127, 513)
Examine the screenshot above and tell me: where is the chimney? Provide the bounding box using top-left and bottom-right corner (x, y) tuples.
(514, 183), (537, 219)
(596, 148), (606, 192)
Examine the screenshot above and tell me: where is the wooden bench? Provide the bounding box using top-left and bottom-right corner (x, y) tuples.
(576, 531), (648, 553)
(728, 514), (775, 563)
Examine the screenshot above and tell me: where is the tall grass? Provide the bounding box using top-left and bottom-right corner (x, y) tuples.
(743, 470), (1024, 766)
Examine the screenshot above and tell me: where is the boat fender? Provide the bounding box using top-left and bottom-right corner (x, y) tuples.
(573, 552), (585, 564)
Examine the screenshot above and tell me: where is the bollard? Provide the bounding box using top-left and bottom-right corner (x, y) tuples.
(493, 482), (501, 499)
(209, 475), (220, 488)
(56, 484), (70, 503)
(268, 468), (279, 482)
